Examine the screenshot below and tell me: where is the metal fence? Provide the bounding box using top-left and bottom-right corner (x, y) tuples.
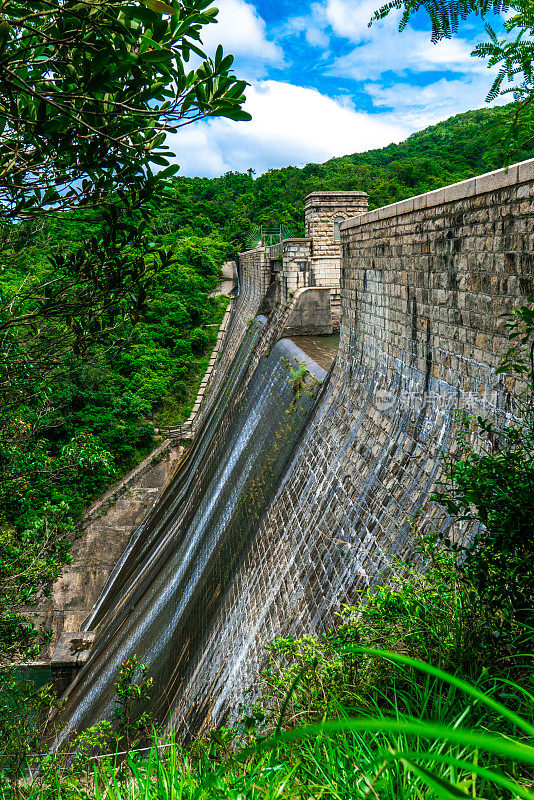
(245, 224), (294, 249)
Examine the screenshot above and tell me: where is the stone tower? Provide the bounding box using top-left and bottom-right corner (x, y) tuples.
(304, 191), (368, 260)
(303, 191), (368, 315)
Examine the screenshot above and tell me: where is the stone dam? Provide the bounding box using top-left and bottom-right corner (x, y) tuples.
(50, 158), (534, 745)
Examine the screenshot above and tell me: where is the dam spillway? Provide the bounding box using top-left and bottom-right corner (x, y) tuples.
(52, 161), (533, 744)
(52, 322), (327, 748)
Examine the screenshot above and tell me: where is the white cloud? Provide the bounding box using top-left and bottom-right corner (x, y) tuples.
(199, 0), (284, 76)
(280, 2), (331, 49)
(325, 0), (380, 43)
(329, 36), (481, 82)
(417, 37), (476, 67)
(323, 0), (482, 81)
(164, 1), (507, 179)
(166, 80), (409, 176)
(167, 125), (228, 178)
(365, 74), (505, 130)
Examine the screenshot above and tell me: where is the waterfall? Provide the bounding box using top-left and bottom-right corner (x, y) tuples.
(51, 324), (326, 749)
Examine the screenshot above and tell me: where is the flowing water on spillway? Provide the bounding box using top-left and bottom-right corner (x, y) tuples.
(52, 322), (327, 748)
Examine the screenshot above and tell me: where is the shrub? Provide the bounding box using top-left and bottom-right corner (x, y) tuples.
(190, 327), (209, 356)
(434, 295), (534, 620)
(112, 392), (151, 421)
(253, 534), (527, 736)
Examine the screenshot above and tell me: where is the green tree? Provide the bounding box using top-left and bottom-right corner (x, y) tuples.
(0, 0), (250, 398)
(0, 0), (250, 219)
(0, 0), (250, 662)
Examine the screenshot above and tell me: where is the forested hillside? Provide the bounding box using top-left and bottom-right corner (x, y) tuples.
(162, 103), (534, 248)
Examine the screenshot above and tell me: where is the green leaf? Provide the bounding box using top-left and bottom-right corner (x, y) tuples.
(141, 48), (173, 63)
(401, 759), (476, 799)
(142, 0), (175, 14)
(255, 717), (534, 770)
(158, 164), (180, 178)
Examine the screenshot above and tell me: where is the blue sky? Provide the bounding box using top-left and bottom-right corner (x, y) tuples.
(168, 0), (507, 177)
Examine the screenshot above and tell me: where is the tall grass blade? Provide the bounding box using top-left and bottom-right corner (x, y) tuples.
(400, 758), (486, 799)
(254, 718), (534, 767)
(381, 750), (534, 800)
(341, 646), (534, 737)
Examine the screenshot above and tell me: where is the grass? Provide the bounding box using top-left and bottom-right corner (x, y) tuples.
(4, 539), (533, 800)
(10, 663), (532, 800)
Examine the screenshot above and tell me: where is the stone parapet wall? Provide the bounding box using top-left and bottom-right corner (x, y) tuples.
(238, 246), (270, 302)
(202, 247), (271, 424)
(309, 255), (343, 323)
(309, 256), (341, 285)
(340, 159), (534, 391)
(342, 160), (534, 228)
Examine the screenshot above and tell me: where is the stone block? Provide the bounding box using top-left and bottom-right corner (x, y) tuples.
(475, 164), (519, 194)
(51, 631), (97, 696)
(413, 192), (428, 211)
(517, 159), (534, 184)
(442, 177), (476, 203)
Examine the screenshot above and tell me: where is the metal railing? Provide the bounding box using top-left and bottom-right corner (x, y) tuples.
(245, 224), (294, 249)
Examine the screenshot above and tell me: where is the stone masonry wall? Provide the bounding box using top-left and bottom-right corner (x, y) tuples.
(278, 239), (312, 303)
(341, 160), (534, 392)
(305, 191), (369, 257)
(171, 159), (534, 734)
(33, 441), (182, 661)
(238, 247), (270, 301)
(200, 247), (270, 427)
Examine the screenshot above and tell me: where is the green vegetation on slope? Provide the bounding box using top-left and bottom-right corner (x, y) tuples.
(161, 103), (534, 250)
